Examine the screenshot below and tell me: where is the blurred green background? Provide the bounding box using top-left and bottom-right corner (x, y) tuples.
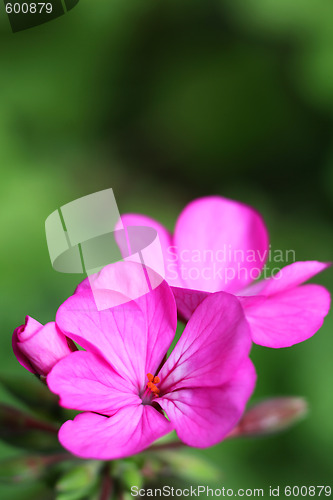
(0, 0), (332, 498)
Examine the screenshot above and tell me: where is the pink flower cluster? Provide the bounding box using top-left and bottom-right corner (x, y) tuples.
(13, 196), (331, 460)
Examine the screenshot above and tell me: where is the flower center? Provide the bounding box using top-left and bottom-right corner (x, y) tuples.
(146, 373), (160, 397)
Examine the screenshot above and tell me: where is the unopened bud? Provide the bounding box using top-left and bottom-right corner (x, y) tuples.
(12, 317), (75, 376)
(229, 397), (308, 438)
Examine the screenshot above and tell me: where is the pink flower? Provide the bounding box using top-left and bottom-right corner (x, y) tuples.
(12, 316), (74, 376)
(119, 196), (331, 348)
(47, 274), (255, 460)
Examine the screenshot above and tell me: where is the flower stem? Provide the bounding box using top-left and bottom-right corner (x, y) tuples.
(99, 463), (113, 500)
(0, 403), (59, 434)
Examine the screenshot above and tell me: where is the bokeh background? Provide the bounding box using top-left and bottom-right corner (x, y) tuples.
(0, 0), (332, 498)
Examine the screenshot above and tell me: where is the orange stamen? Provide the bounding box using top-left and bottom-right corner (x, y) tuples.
(146, 373), (160, 397)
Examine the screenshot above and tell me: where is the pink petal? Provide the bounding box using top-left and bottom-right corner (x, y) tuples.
(119, 213), (172, 258)
(55, 290), (148, 392)
(173, 196), (269, 294)
(13, 317), (72, 376)
(135, 281), (177, 375)
(58, 405), (173, 460)
(159, 359), (256, 447)
(240, 284), (331, 348)
(171, 286), (209, 321)
(12, 317), (39, 373)
(47, 351), (140, 414)
(240, 261), (330, 297)
(158, 292), (252, 393)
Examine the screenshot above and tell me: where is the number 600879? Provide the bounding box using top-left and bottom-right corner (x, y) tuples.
(5, 3), (53, 14)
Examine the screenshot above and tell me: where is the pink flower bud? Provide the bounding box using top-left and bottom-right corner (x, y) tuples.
(12, 316), (74, 376)
(229, 397), (308, 437)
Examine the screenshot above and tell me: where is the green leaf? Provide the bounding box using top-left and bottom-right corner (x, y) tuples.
(56, 463), (101, 500)
(57, 463), (99, 492)
(118, 462), (144, 491)
(56, 492), (89, 500)
(158, 450), (221, 483)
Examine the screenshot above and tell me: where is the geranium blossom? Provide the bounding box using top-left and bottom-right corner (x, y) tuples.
(119, 196), (331, 348)
(47, 268), (255, 460)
